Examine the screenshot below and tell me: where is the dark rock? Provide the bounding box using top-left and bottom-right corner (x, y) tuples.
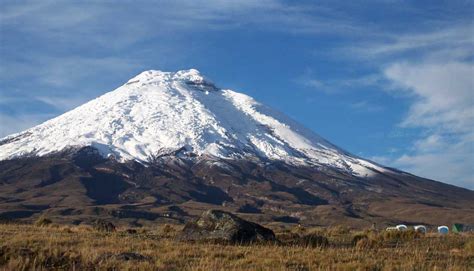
(92, 219), (116, 232)
(180, 209), (276, 244)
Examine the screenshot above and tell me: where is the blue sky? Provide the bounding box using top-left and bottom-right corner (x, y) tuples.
(0, 1), (473, 189)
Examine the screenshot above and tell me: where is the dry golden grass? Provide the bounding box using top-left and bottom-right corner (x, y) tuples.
(0, 223), (473, 270)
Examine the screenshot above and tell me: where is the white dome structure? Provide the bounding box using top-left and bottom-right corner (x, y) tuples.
(396, 224), (408, 231)
(437, 226), (449, 234)
(414, 225), (427, 233)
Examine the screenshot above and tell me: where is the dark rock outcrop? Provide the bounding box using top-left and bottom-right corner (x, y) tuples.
(181, 209), (276, 244)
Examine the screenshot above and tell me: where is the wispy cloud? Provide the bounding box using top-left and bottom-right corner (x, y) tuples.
(34, 96), (87, 111)
(392, 136), (474, 189)
(351, 25), (473, 59)
(0, 0), (365, 48)
(359, 23), (474, 189)
(349, 101), (384, 112)
(382, 60), (473, 188)
(297, 72), (387, 93)
(0, 0), (374, 134)
(1, 1), (473, 189)
(0, 55), (144, 110)
(0, 113), (54, 138)
(302, 15), (473, 189)
(385, 61), (473, 132)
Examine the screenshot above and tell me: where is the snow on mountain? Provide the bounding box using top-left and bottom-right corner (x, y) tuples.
(0, 69), (387, 177)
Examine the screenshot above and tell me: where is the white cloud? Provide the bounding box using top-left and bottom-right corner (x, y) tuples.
(413, 134), (444, 152)
(37, 57), (142, 88)
(0, 56), (144, 101)
(348, 25), (473, 60)
(392, 136), (474, 189)
(385, 62), (473, 132)
(338, 21), (474, 189)
(0, 0), (367, 101)
(375, 31), (474, 189)
(1, 1), (473, 189)
(0, 0), (373, 57)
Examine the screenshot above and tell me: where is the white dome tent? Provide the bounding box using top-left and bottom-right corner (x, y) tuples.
(396, 224), (408, 231)
(414, 225), (427, 233)
(438, 226), (449, 235)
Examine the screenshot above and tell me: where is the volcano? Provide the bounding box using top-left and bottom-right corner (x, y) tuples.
(0, 69), (472, 227)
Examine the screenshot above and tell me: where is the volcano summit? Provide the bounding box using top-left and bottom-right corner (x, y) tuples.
(0, 69), (472, 227)
(0, 69), (384, 177)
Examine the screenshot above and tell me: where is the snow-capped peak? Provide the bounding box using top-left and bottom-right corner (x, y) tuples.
(175, 68), (208, 83)
(128, 69), (205, 83)
(0, 69), (388, 177)
(126, 69), (217, 93)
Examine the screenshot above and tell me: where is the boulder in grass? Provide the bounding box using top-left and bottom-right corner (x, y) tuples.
(180, 209), (276, 244)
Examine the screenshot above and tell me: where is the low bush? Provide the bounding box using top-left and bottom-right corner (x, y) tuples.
(0, 223), (472, 270)
(380, 230), (421, 243)
(34, 217), (52, 227)
(351, 230), (422, 248)
(92, 219), (116, 232)
(464, 239), (474, 253)
(327, 225), (350, 236)
(124, 228), (137, 234)
(351, 233), (368, 246)
(278, 232), (329, 248)
(355, 237), (379, 249)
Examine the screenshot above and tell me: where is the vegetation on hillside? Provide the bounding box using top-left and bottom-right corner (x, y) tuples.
(1, 221), (473, 270)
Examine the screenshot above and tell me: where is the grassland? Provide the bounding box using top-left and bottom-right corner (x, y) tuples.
(0, 222), (473, 270)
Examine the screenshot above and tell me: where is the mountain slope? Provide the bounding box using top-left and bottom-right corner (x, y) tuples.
(0, 69), (472, 227)
(0, 69), (384, 178)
